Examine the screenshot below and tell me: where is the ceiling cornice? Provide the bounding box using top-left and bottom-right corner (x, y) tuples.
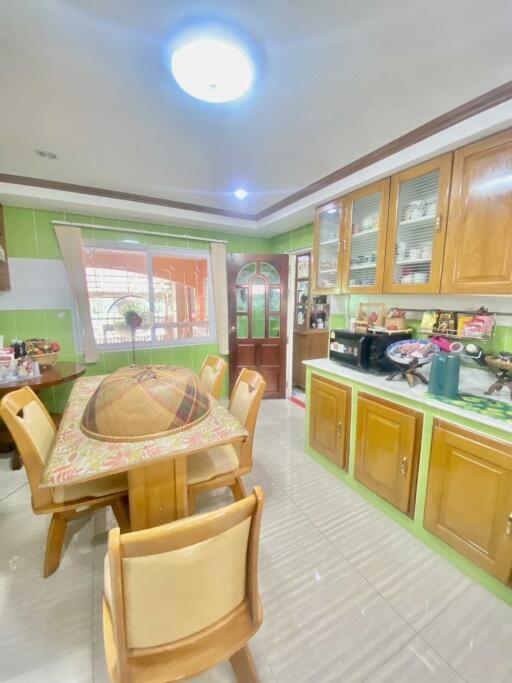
(254, 79), (512, 218)
(1, 79), (511, 224)
(0, 173), (254, 221)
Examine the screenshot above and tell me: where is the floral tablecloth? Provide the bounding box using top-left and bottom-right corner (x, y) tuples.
(41, 375), (248, 487)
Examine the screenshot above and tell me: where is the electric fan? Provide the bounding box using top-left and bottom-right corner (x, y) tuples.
(106, 295), (155, 365)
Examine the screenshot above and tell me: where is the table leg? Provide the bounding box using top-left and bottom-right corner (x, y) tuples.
(127, 456), (188, 531)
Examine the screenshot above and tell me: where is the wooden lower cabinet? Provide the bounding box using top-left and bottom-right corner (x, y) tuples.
(424, 420), (512, 584)
(309, 375), (351, 469)
(355, 393), (422, 516)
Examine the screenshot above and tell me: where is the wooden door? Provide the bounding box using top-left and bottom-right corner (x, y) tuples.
(355, 394), (422, 515)
(309, 375), (351, 470)
(228, 254), (288, 399)
(383, 154), (452, 293)
(342, 178), (390, 293)
(442, 129), (512, 294)
(312, 200), (343, 294)
(424, 420), (512, 583)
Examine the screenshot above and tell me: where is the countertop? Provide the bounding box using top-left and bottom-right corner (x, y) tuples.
(304, 358), (512, 436)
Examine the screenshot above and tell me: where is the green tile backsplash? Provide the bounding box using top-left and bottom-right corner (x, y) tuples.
(0, 206), (274, 410)
(2, 206), (511, 414)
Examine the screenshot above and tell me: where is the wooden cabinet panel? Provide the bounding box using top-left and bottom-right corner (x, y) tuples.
(309, 375), (351, 469)
(342, 178), (390, 293)
(293, 331), (328, 390)
(442, 129), (512, 294)
(312, 201), (343, 294)
(383, 154), (452, 293)
(424, 420), (512, 583)
(355, 394), (422, 515)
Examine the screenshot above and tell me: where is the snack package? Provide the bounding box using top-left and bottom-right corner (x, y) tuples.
(436, 312), (457, 334)
(420, 311), (438, 333)
(457, 315), (473, 336)
(463, 314), (494, 337)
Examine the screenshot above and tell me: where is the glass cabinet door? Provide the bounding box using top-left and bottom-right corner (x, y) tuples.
(313, 202), (342, 293)
(294, 253), (310, 328)
(384, 154), (453, 292)
(343, 178), (389, 293)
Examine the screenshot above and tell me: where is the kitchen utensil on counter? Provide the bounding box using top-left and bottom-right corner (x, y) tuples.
(385, 339), (439, 386)
(428, 353), (460, 399)
(484, 355), (512, 400)
(430, 336), (464, 353)
(465, 343), (487, 367)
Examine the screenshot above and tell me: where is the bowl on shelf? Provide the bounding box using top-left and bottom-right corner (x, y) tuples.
(26, 340), (61, 367)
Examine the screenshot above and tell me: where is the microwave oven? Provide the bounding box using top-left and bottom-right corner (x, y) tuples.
(329, 329), (412, 372)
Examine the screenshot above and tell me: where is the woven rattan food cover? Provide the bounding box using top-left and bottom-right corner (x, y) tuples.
(81, 365), (212, 442)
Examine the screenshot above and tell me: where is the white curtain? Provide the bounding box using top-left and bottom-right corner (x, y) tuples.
(210, 242), (229, 355)
(54, 226), (99, 364)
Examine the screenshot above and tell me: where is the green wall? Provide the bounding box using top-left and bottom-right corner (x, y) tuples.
(268, 223), (313, 253)
(1, 206), (271, 411)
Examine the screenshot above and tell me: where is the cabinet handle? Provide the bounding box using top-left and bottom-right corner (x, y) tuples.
(435, 215), (442, 233)
(400, 456), (408, 475)
(336, 421), (343, 438)
(507, 513), (512, 537)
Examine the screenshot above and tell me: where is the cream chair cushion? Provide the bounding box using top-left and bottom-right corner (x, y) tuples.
(52, 473), (127, 504)
(230, 381), (254, 426)
(187, 444), (239, 485)
(200, 363), (218, 395)
(105, 516), (251, 648)
(19, 399), (55, 464)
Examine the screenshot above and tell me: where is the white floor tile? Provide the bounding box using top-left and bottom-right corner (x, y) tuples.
(421, 584), (512, 683)
(0, 398), (510, 683)
(366, 635), (464, 682)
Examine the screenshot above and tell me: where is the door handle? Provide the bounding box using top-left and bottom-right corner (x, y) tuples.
(400, 456), (408, 476)
(506, 513), (512, 537)
(230, 325), (236, 333)
(336, 421), (343, 438)
(435, 215), (442, 233)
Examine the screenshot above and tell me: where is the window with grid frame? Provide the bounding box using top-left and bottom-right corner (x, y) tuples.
(83, 242), (215, 349)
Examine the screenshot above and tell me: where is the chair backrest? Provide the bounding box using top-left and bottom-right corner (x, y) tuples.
(229, 369), (266, 470)
(0, 387), (55, 509)
(105, 486), (264, 680)
(199, 355), (227, 400)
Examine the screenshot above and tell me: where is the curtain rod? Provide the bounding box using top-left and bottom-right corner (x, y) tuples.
(52, 220), (229, 244)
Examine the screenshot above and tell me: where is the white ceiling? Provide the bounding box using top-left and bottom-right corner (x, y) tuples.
(0, 0), (511, 225)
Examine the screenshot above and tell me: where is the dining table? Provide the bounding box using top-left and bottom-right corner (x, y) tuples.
(0, 361), (86, 469)
(41, 374), (248, 531)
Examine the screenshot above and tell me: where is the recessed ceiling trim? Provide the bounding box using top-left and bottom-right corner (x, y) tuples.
(0, 173), (254, 221)
(1, 80), (511, 224)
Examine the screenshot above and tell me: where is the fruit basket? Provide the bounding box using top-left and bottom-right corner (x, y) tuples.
(25, 339), (61, 367)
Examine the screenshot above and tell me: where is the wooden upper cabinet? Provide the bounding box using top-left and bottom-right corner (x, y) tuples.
(383, 154), (453, 293)
(425, 421), (512, 584)
(312, 201), (343, 294)
(442, 129), (512, 294)
(309, 374), (351, 470)
(355, 394), (422, 516)
(342, 178), (390, 294)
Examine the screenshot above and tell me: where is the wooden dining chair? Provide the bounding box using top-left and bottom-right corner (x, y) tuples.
(199, 354), (227, 400)
(0, 386), (130, 578)
(187, 369), (266, 512)
(103, 486), (264, 683)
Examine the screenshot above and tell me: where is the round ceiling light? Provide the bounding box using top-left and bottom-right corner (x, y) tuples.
(171, 38), (253, 103)
(234, 188), (248, 200)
